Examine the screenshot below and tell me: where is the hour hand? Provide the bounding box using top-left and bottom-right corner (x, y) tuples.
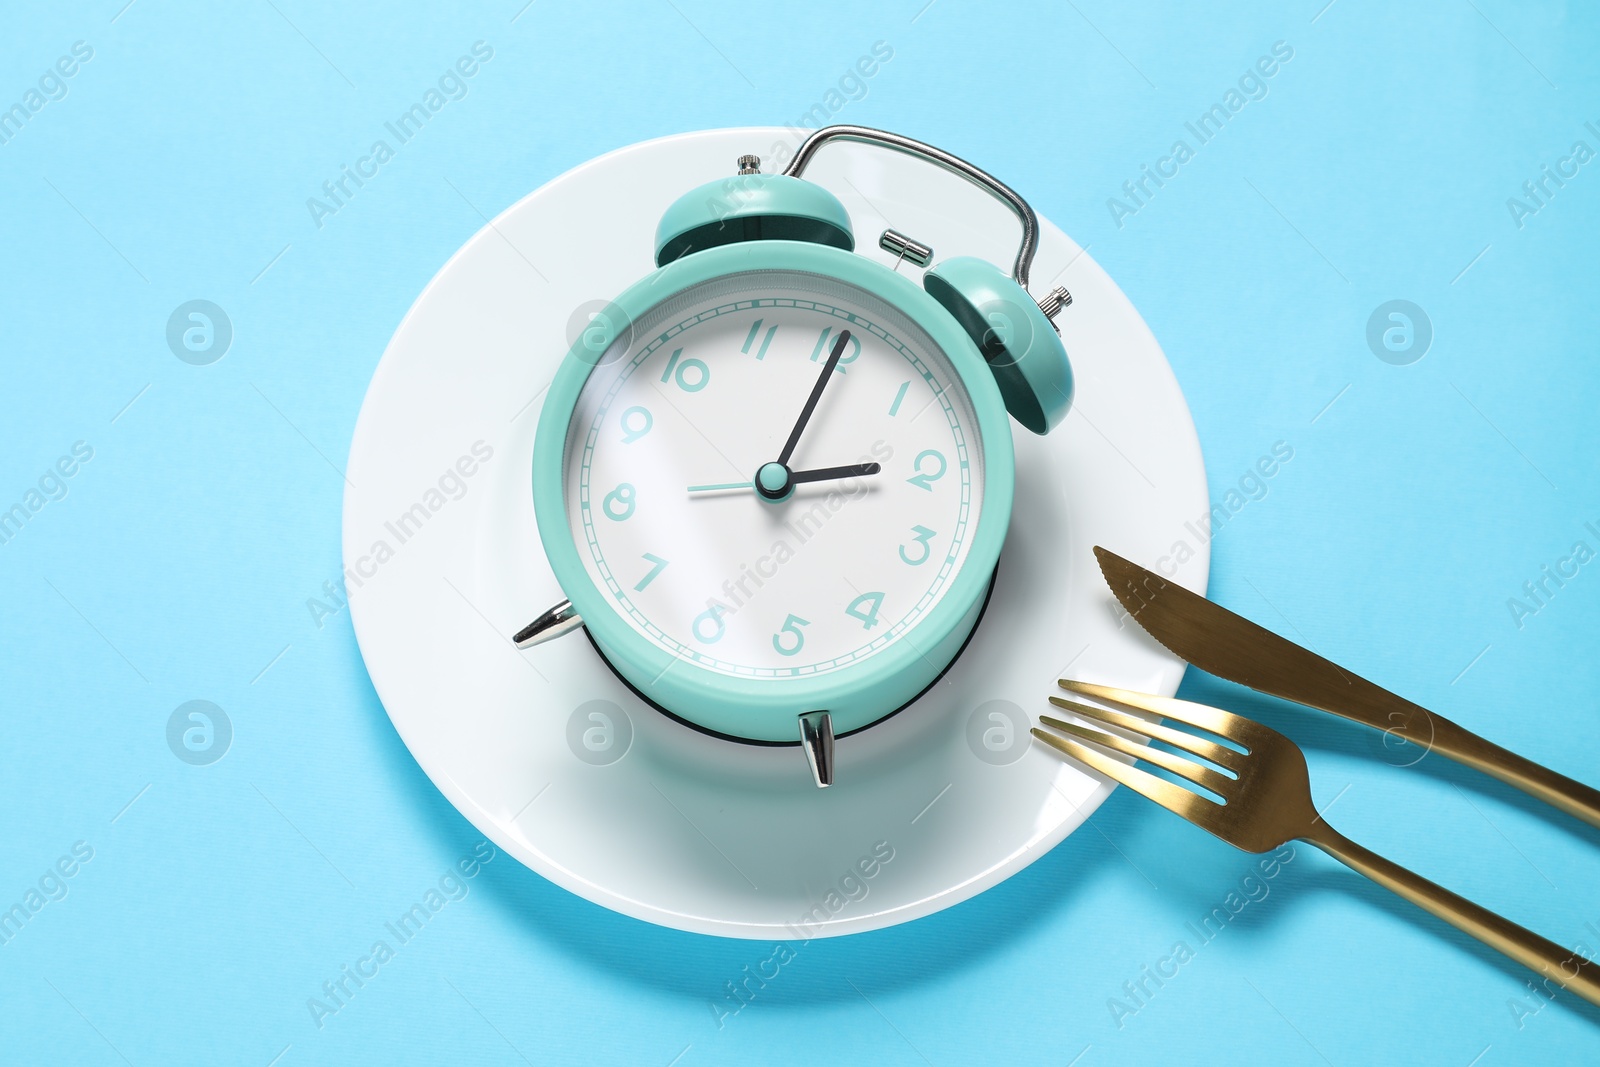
(687, 462), (879, 497)
(789, 462), (880, 485)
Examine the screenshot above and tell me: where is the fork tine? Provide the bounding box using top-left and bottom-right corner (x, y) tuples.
(1039, 714), (1234, 799)
(1047, 694), (1247, 772)
(1031, 725), (1217, 821)
(1059, 679), (1270, 747)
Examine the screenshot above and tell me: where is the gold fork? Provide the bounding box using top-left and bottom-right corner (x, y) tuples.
(1035, 679), (1600, 1007)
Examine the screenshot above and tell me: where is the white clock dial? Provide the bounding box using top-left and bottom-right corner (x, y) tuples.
(561, 270), (987, 678)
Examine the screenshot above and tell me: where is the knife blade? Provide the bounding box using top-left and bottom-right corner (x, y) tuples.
(1094, 545), (1600, 830)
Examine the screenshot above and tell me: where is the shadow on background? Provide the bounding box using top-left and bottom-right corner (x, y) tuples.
(348, 634), (1600, 1026)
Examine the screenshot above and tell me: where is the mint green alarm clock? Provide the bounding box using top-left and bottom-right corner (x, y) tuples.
(516, 126), (1074, 787)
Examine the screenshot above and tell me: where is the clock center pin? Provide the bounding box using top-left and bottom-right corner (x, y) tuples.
(755, 461), (792, 501)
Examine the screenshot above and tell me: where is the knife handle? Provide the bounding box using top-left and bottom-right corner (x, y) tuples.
(1306, 823), (1600, 1007)
(1430, 718), (1600, 830)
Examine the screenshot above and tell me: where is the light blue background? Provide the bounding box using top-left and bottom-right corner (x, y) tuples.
(2, 1), (1597, 1063)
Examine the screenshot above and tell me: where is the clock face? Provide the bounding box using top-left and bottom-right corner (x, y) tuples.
(561, 269), (987, 680)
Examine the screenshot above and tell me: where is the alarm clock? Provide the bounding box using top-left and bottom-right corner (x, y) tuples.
(514, 125), (1074, 788)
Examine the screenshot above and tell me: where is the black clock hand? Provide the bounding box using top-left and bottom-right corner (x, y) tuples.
(776, 329), (851, 466)
(688, 462), (879, 496)
(789, 462), (880, 484)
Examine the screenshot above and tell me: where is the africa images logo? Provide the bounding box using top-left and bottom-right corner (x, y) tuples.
(0, 40), (94, 148)
(305, 42), (495, 230)
(1106, 41), (1295, 229)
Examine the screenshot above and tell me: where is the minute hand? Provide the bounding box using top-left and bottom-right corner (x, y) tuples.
(777, 329), (851, 466)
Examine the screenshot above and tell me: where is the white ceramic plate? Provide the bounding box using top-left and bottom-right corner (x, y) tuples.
(344, 127), (1208, 938)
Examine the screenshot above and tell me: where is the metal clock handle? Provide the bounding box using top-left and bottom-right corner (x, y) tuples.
(783, 125), (1041, 291)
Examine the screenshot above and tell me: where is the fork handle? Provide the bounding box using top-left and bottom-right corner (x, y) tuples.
(1305, 823), (1600, 1007)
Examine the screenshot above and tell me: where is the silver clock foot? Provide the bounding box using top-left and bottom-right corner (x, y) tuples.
(513, 599), (582, 649)
(799, 711), (834, 788)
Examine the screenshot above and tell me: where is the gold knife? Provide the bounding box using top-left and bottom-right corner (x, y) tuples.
(1095, 545), (1600, 829)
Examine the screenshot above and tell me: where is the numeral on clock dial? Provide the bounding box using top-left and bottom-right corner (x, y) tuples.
(773, 614), (810, 656)
(808, 327), (860, 371)
(661, 348), (710, 392)
(907, 449), (947, 491)
(603, 483), (636, 520)
(634, 552), (669, 591)
(692, 603), (727, 643)
(845, 592), (885, 629)
(620, 405), (652, 443)
(898, 525), (936, 565)
(888, 380), (910, 416)
(741, 318), (778, 359)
